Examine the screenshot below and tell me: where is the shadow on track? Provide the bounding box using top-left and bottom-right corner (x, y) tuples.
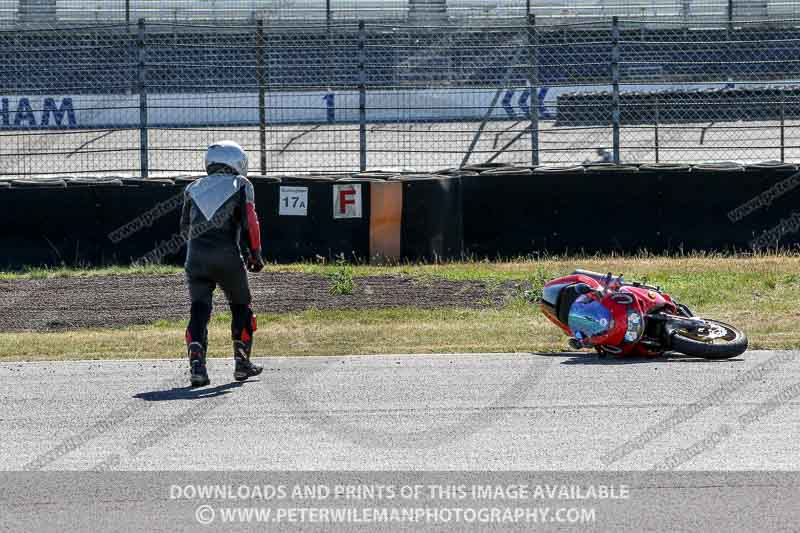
(134, 380), (257, 401)
(534, 351), (746, 365)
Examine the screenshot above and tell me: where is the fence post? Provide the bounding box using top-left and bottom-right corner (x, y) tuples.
(358, 20), (367, 171)
(727, 0), (734, 33)
(528, 14), (539, 166)
(137, 18), (148, 178)
(611, 16), (621, 164)
(654, 97), (660, 164)
(256, 19), (267, 175)
(780, 96), (785, 163)
(326, 0), (332, 32)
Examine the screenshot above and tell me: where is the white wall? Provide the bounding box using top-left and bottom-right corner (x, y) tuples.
(0, 82), (749, 129)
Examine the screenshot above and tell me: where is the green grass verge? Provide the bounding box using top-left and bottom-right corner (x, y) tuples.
(0, 298), (795, 362)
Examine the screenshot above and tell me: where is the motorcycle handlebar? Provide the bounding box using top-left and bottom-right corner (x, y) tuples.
(572, 269), (624, 288)
(573, 269), (663, 293)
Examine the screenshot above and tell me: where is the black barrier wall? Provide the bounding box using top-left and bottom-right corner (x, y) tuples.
(460, 163), (800, 256)
(1, 186), (102, 267)
(396, 175), (463, 261)
(0, 176), (371, 269)
(659, 163), (800, 251)
(3, 163), (800, 269)
(98, 183), (185, 265)
(262, 177), (371, 262)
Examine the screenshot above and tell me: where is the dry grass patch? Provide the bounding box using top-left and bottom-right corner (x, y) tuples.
(0, 301), (797, 362)
(0, 306), (562, 361)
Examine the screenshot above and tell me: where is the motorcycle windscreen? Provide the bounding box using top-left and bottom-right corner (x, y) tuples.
(567, 295), (613, 338)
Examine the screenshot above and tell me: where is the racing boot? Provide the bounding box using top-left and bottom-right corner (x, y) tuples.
(231, 304), (262, 381)
(188, 342), (210, 387)
(233, 340), (263, 381)
(186, 301), (212, 387)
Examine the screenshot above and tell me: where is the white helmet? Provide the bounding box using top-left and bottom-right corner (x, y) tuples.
(204, 140), (248, 176)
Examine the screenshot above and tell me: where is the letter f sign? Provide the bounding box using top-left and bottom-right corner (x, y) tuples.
(339, 189), (355, 214)
(333, 184), (362, 219)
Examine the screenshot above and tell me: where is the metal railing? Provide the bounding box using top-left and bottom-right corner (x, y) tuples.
(2, 16), (800, 177)
(4, 1), (797, 28)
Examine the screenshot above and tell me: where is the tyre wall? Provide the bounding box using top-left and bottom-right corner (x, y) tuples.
(395, 175), (463, 262)
(0, 175), (373, 269)
(460, 162), (800, 256)
(2, 163), (800, 269)
(258, 176), (371, 262)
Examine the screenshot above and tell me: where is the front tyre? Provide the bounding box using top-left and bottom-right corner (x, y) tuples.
(669, 319), (748, 359)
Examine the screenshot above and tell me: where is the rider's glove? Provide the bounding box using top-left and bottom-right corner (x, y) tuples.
(247, 249), (265, 273)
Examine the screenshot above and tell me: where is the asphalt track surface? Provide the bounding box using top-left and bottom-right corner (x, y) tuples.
(1, 350), (799, 530)
(4, 119), (800, 177)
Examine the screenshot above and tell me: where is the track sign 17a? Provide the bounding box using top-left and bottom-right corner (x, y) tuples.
(279, 186), (308, 216)
(333, 184), (362, 219)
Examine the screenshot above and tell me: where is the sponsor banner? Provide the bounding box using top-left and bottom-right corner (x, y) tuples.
(0, 82), (746, 129)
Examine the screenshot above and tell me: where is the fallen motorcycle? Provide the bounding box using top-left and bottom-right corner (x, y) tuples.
(539, 269), (748, 359)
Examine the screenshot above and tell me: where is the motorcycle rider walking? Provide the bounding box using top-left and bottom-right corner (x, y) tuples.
(180, 140), (265, 387)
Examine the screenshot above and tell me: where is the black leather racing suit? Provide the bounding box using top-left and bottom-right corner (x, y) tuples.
(180, 172), (262, 355)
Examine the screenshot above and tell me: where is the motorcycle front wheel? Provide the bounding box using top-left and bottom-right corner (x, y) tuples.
(669, 319), (748, 359)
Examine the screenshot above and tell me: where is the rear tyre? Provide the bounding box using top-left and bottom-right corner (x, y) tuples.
(669, 319), (748, 359)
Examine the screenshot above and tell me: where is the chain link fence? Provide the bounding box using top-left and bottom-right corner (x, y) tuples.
(1, 16), (800, 177)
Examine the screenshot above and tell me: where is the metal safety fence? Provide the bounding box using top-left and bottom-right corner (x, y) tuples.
(3, 1), (795, 28)
(2, 16), (800, 177)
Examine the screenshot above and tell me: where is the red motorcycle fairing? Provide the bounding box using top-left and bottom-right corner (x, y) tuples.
(622, 285), (675, 315)
(540, 273), (677, 356)
(540, 274), (602, 336)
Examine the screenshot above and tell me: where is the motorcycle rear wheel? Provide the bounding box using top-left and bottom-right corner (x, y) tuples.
(669, 319), (748, 359)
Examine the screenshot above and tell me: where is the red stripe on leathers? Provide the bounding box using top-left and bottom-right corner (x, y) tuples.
(245, 202), (262, 251)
